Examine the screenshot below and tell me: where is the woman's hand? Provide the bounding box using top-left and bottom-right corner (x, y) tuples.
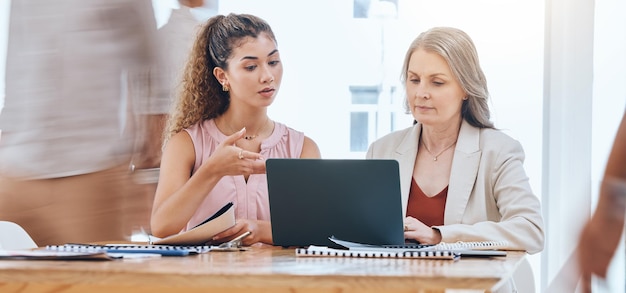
(201, 128), (266, 177)
(403, 216), (442, 244)
(211, 219), (272, 246)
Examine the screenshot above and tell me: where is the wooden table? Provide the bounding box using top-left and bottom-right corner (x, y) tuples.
(0, 245), (525, 293)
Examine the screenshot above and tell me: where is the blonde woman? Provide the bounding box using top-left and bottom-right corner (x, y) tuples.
(367, 27), (545, 254)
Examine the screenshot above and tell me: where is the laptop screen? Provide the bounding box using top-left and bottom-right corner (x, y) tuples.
(266, 158), (405, 247)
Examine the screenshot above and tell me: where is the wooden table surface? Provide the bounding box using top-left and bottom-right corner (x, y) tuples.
(0, 245), (525, 293)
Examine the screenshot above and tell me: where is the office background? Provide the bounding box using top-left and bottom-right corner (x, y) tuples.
(0, 0), (624, 291)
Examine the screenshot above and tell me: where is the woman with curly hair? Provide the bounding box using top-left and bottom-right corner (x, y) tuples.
(150, 13), (321, 245)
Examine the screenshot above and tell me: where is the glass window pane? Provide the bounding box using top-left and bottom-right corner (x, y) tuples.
(353, 0), (370, 18)
(350, 86), (379, 104)
(350, 112), (369, 152)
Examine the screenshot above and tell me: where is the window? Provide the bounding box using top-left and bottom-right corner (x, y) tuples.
(353, 0), (370, 18)
(353, 0), (398, 18)
(349, 85), (403, 153)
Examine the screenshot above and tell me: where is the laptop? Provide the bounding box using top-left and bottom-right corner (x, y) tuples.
(266, 158), (410, 248)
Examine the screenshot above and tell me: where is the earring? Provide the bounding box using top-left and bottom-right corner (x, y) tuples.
(222, 84), (229, 92)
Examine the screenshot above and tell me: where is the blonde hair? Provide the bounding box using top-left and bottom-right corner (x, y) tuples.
(165, 13), (276, 141)
(402, 27), (494, 128)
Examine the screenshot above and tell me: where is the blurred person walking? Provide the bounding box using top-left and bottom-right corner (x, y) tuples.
(126, 0), (207, 237)
(0, 0), (169, 246)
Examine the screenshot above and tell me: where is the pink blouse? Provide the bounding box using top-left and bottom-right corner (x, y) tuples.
(183, 119), (304, 230)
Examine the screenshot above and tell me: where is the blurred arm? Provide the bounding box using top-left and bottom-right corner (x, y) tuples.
(577, 110), (626, 288)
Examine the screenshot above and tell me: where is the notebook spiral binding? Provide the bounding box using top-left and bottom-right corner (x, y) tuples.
(434, 240), (509, 251)
(45, 244), (212, 256)
(296, 246), (460, 260)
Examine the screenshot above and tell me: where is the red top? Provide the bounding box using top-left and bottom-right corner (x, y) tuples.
(406, 178), (448, 227)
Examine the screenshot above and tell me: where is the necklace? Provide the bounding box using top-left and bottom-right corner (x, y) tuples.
(421, 139), (457, 161)
(223, 117), (270, 141)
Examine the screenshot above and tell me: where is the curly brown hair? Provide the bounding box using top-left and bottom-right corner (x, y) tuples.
(165, 13), (276, 141)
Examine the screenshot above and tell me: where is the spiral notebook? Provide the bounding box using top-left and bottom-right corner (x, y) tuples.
(327, 237), (508, 257)
(45, 244), (211, 257)
(296, 246), (460, 260)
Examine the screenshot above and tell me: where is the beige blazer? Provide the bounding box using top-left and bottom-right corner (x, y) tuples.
(366, 120), (545, 254)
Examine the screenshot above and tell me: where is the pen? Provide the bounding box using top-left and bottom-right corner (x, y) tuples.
(227, 231), (251, 245)
(216, 231), (252, 250)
